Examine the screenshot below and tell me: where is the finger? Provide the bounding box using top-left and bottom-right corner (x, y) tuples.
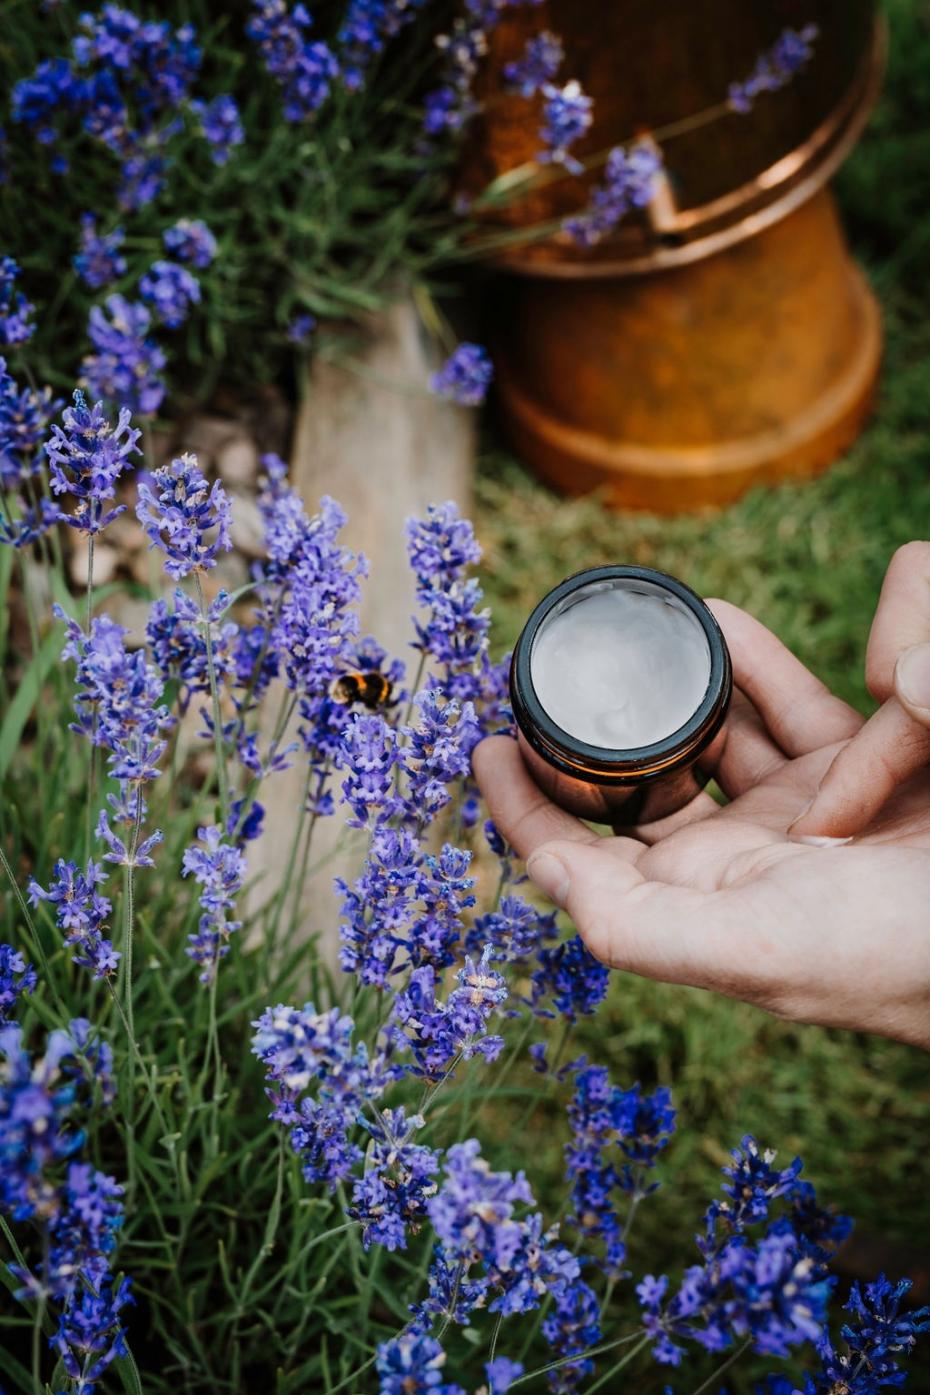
(472, 735), (600, 859)
(526, 837), (751, 992)
(709, 687), (786, 797)
(865, 541), (930, 701)
(894, 642), (930, 726)
(788, 697), (930, 839)
(707, 599), (864, 756)
(630, 790), (719, 845)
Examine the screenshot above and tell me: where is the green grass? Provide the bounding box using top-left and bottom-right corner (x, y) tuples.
(473, 1), (930, 1382)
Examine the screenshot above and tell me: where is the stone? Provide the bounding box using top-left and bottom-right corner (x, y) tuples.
(228, 492), (266, 558)
(217, 436), (260, 488)
(179, 413), (239, 466)
(70, 539), (119, 589)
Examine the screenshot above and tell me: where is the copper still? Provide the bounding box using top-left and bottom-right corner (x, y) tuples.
(468, 0), (884, 511)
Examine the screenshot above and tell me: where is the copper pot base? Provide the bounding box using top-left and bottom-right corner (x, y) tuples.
(495, 190), (882, 513)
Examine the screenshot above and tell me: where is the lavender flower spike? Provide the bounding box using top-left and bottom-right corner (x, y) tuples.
(182, 825), (245, 982)
(430, 343), (493, 407)
(46, 389), (141, 535)
(136, 452), (232, 579)
(729, 24), (819, 114)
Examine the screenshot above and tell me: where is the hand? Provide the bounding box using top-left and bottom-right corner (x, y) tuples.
(473, 546), (930, 1051)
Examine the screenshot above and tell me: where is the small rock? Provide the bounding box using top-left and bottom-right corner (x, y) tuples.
(208, 549), (249, 597)
(130, 547), (160, 589)
(228, 493), (265, 559)
(217, 436), (259, 488)
(180, 413), (239, 465)
(105, 513), (147, 553)
(104, 594), (153, 646)
(70, 540), (119, 589)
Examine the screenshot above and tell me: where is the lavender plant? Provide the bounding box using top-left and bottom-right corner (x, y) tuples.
(1, 4), (822, 402)
(0, 294), (927, 1393)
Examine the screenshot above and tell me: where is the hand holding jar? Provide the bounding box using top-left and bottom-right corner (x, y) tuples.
(473, 543), (930, 1051)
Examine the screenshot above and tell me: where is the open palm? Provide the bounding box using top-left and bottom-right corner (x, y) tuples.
(473, 598), (930, 1050)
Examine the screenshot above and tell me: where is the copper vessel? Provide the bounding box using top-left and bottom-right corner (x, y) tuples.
(471, 1), (884, 510)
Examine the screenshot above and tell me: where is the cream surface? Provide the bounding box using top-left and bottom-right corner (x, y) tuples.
(530, 586), (711, 749)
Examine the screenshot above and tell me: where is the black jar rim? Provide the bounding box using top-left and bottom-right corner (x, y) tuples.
(510, 565), (732, 787)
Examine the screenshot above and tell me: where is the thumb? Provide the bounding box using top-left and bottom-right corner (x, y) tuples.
(526, 838), (742, 988)
(894, 642), (930, 725)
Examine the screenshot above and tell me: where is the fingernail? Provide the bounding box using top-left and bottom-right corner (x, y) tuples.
(789, 833), (853, 847)
(786, 796), (814, 836)
(896, 643), (930, 712)
(527, 851), (570, 908)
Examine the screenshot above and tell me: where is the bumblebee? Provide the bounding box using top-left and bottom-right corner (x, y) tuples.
(328, 669), (394, 710)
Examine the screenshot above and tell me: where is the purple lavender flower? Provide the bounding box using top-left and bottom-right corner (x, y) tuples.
(565, 1066), (675, 1274)
(430, 343), (493, 407)
(96, 807), (163, 868)
(541, 1278), (602, 1391)
(565, 141), (662, 247)
(46, 389), (141, 535)
(47, 1162), (125, 1299)
(74, 214), (127, 290)
(406, 501), (482, 588)
(117, 142), (169, 211)
(139, 259), (201, 329)
(532, 935), (609, 1021)
(15, 10), (200, 211)
(181, 825), (246, 982)
(0, 357), (59, 492)
(146, 587), (237, 713)
(191, 93), (244, 164)
(337, 0), (429, 89)
(426, 1138), (579, 1319)
(27, 859), (119, 981)
(252, 1000), (382, 1189)
(0, 945), (36, 1025)
(700, 1137), (804, 1255)
(376, 1332), (464, 1395)
(423, 18), (489, 138)
(338, 712), (402, 828)
(789, 1179), (853, 1262)
(466, 894), (557, 963)
(247, 2), (340, 120)
(0, 1023), (86, 1221)
(391, 947), (507, 1081)
(801, 1274), (930, 1394)
(52, 1275), (133, 1391)
(82, 294), (166, 415)
(11, 58), (87, 154)
(252, 1001), (358, 1093)
(268, 491), (365, 700)
(337, 827), (424, 985)
(485, 1358), (524, 1394)
(136, 452), (232, 579)
(163, 218), (217, 269)
(287, 312), (317, 344)
(504, 31), (563, 97)
(0, 257), (35, 346)
(56, 608), (172, 781)
(538, 80), (592, 174)
(729, 24), (819, 114)
(406, 503), (491, 702)
(403, 689), (479, 823)
(348, 1106), (440, 1251)
(638, 1137), (837, 1366)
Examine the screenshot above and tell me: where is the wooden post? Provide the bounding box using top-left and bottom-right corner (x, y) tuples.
(251, 297), (475, 961)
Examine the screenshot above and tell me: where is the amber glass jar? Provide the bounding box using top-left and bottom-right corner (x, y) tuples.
(509, 566), (732, 827)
